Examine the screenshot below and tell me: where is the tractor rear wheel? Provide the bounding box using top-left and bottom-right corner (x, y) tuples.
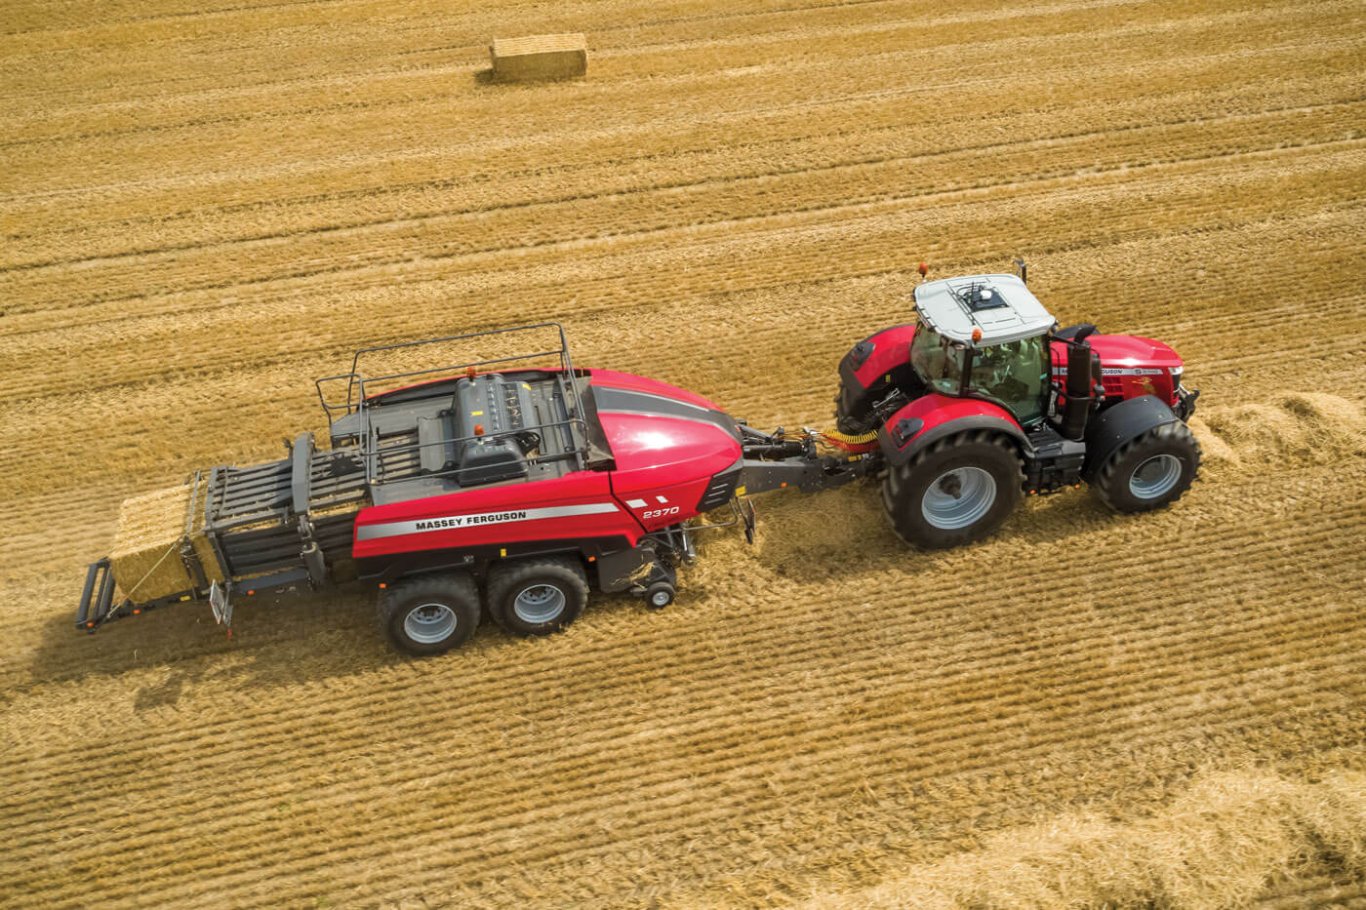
(882, 431), (1024, 548)
(1091, 421), (1200, 513)
(486, 556), (589, 637)
(379, 572), (481, 656)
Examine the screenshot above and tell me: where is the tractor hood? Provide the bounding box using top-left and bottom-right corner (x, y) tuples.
(1087, 333), (1183, 371)
(588, 370), (742, 498)
(1054, 333), (1186, 406)
(1051, 333), (1184, 375)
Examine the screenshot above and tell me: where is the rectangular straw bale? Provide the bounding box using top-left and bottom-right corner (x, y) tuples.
(110, 483), (225, 603)
(489, 34), (587, 82)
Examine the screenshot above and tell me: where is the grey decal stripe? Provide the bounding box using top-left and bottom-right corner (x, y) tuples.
(594, 387), (738, 435)
(595, 387), (710, 413)
(1052, 368), (1166, 376)
(357, 502), (619, 541)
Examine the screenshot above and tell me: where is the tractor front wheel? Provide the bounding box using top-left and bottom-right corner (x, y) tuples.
(882, 431), (1024, 549)
(1091, 421), (1200, 513)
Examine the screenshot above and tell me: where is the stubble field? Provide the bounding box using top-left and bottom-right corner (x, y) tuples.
(2, 0), (1364, 907)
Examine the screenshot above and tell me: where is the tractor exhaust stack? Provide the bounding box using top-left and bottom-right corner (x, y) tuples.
(1060, 329), (1096, 441)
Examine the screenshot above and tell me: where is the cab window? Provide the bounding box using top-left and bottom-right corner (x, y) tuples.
(910, 324), (965, 395)
(966, 336), (1049, 426)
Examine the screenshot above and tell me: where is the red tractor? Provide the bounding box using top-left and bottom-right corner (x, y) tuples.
(75, 268), (1200, 656)
(833, 264), (1201, 547)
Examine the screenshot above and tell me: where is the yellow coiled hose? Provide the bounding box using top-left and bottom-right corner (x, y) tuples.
(818, 428), (879, 453)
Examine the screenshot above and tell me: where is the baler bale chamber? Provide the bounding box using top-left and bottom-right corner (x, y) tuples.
(77, 433), (367, 631)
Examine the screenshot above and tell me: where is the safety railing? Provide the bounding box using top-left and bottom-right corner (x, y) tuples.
(314, 323), (590, 488)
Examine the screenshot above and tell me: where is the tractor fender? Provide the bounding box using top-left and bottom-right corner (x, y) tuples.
(835, 324), (921, 434)
(878, 394), (1027, 467)
(1082, 394), (1179, 480)
(839, 324), (918, 391)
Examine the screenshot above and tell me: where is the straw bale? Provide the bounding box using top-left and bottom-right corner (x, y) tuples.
(489, 34), (587, 82)
(110, 483), (225, 602)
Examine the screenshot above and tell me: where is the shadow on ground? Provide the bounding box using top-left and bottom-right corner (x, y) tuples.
(27, 574), (649, 708)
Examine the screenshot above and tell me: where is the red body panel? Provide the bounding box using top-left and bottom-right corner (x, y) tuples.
(598, 408), (739, 477)
(598, 410), (740, 530)
(352, 471), (644, 560)
(589, 370), (741, 531)
(1049, 334), (1183, 406)
(351, 368), (741, 560)
(850, 324), (918, 389)
(883, 393), (1020, 453)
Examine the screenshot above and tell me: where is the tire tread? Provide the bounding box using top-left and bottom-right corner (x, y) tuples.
(486, 556), (589, 636)
(379, 571), (481, 656)
(882, 432), (1024, 548)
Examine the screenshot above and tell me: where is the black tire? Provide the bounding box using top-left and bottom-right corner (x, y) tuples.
(881, 430), (1024, 549)
(643, 581), (675, 610)
(379, 572), (481, 656)
(1091, 421), (1200, 513)
(486, 556), (589, 636)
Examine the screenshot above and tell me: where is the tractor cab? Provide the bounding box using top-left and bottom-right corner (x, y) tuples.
(909, 274), (1055, 428)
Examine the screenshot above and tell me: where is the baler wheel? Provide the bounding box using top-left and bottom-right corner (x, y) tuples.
(379, 572), (481, 656)
(644, 580), (675, 610)
(486, 556), (588, 636)
(1091, 421), (1200, 513)
(882, 431), (1023, 549)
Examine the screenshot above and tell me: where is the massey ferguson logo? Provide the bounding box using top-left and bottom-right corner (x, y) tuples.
(415, 511), (529, 531)
(1101, 367), (1164, 376)
(356, 502), (621, 542)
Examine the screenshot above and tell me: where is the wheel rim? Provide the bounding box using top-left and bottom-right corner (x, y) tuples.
(404, 602), (457, 644)
(921, 466), (997, 530)
(1129, 454), (1182, 499)
(513, 584), (566, 624)
(650, 589), (672, 608)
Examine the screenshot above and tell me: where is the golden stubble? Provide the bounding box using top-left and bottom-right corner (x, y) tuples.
(1, 0), (1363, 907)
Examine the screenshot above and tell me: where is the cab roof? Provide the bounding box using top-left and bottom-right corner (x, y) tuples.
(914, 273), (1056, 346)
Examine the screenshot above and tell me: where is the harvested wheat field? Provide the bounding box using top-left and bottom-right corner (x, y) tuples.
(2, 0), (1364, 907)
